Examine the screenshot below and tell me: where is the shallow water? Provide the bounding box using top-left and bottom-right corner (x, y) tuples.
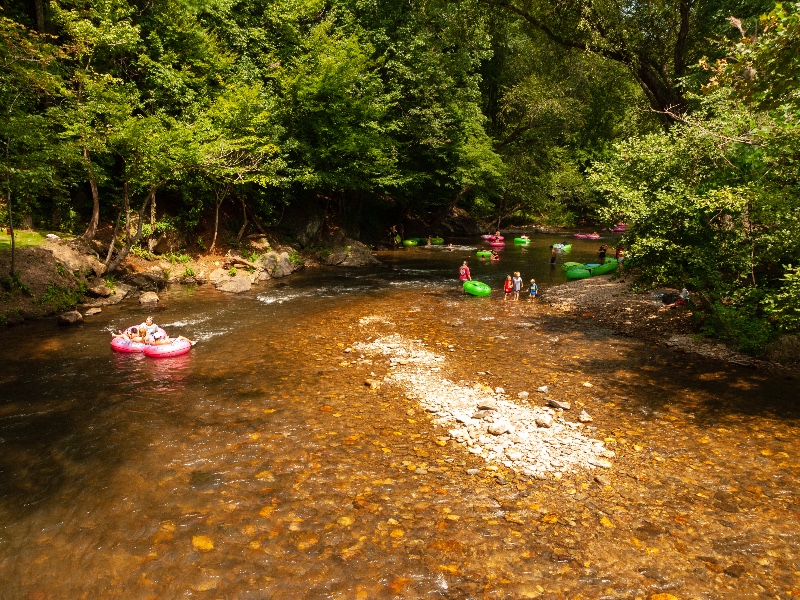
(1, 237), (798, 599)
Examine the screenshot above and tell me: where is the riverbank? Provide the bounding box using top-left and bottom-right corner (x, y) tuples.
(541, 274), (796, 371)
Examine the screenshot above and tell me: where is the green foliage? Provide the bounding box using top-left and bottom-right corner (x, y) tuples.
(130, 245), (155, 260)
(162, 251), (191, 264)
(288, 251), (304, 266)
(589, 3), (800, 353)
(0, 271), (31, 295)
(763, 265), (800, 332)
(183, 265), (195, 278)
(228, 267), (237, 276)
(37, 282), (87, 311)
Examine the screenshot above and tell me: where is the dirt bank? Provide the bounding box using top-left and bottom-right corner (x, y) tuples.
(541, 274), (787, 369)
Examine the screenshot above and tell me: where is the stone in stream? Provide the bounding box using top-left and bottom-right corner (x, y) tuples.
(476, 399), (498, 411)
(472, 409), (495, 421)
(487, 422), (512, 435)
(58, 310), (83, 325)
(537, 385), (549, 394)
(139, 291), (159, 304)
(578, 410), (593, 422)
(546, 397), (571, 410)
(535, 414), (553, 428)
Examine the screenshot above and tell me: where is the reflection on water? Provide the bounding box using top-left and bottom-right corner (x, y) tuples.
(0, 239), (798, 598)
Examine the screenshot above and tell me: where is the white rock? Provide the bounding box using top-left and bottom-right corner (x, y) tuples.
(537, 385), (549, 394)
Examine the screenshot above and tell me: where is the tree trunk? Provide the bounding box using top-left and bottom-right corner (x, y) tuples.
(210, 182), (231, 252)
(6, 189), (15, 276)
(105, 188), (152, 274)
(81, 145), (100, 241)
(236, 195), (248, 241)
(34, 0), (46, 32)
(104, 182), (130, 265)
(148, 188), (157, 251)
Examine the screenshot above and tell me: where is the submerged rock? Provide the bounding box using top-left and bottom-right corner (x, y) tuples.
(58, 310), (83, 325)
(139, 291), (159, 304)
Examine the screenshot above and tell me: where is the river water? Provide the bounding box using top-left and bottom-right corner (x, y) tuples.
(1, 236), (798, 599)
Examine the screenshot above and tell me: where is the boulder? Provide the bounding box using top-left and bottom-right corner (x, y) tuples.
(258, 252), (278, 273)
(324, 241), (380, 267)
(58, 310), (83, 325)
(215, 276), (252, 293)
(123, 272), (163, 291)
(139, 291), (159, 304)
(208, 268), (229, 283)
(84, 307), (102, 316)
(535, 414), (553, 428)
(83, 283), (131, 307)
(88, 281), (114, 297)
(273, 252), (294, 278)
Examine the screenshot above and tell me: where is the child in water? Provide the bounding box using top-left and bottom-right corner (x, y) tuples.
(503, 274), (514, 301)
(528, 279), (538, 301)
(512, 271), (523, 301)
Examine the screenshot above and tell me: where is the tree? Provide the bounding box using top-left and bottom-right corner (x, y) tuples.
(0, 17), (59, 275)
(50, 0), (140, 241)
(589, 3), (800, 353)
(481, 0), (775, 124)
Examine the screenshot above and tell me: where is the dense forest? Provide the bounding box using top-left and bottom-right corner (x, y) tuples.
(1, 0), (798, 352)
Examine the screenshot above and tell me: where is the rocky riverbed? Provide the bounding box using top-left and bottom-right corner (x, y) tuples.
(353, 328), (613, 481)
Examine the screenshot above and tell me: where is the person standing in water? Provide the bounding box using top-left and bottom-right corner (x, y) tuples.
(549, 245), (557, 265)
(512, 271), (523, 301)
(503, 274), (514, 301)
(528, 279), (538, 301)
(458, 261), (471, 282)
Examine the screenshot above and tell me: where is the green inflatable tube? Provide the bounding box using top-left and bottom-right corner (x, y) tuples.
(403, 239), (418, 246)
(463, 281), (492, 297)
(430, 237), (444, 245)
(476, 251), (492, 258)
(513, 237), (530, 244)
(562, 262), (583, 271)
(566, 268), (591, 280)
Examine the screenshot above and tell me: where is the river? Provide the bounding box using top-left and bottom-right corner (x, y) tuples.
(1, 236), (798, 599)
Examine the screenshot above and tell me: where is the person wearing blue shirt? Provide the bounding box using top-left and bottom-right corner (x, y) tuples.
(528, 279), (538, 301)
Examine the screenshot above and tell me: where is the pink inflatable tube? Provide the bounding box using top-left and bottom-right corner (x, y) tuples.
(110, 327), (166, 353)
(488, 241), (505, 248)
(143, 339), (192, 358)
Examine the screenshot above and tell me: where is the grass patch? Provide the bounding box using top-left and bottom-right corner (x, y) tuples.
(0, 230), (54, 252)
